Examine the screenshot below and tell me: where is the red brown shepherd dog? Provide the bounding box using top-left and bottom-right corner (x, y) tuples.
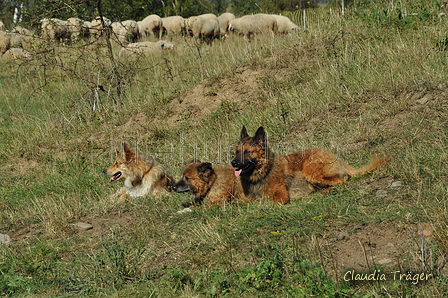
(173, 160), (249, 206)
(104, 143), (173, 201)
(231, 126), (387, 204)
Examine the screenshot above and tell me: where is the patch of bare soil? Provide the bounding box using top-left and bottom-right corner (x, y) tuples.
(326, 221), (416, 272)
(10, 208), (135, 242)
(1, 158), (38, 176)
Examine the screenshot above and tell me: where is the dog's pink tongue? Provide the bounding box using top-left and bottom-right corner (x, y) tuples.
(235, 169), (242, 177)
(109, 177), (115, 183)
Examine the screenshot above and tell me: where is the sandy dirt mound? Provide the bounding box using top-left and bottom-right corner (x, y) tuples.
(158, 65), (263, 128)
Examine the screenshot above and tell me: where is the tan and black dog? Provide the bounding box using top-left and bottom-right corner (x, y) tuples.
(231, 126), (387, 204)
(104, 143), (173, 201)
(173, 160), (249, 206)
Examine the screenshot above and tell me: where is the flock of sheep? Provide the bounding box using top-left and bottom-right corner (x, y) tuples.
(0, 12), (300, 60)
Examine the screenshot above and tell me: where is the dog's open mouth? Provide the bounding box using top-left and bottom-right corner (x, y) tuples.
(110, 171), (122, 182)
(234, 162), (255, 177)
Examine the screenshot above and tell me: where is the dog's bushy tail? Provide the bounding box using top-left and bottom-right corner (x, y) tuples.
(347, 155), (388, 177)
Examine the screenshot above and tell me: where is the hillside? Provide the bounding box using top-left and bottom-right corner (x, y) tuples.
(1, 4), (448, 297)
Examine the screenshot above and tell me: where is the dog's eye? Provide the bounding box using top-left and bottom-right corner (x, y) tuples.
(245, 151), (253, 155)
(184, 176), (190, 181)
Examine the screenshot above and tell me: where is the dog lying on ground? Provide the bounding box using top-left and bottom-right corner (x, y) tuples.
(231, 126), (387, 204)
(173, 160), (249, 207)
(104, 143), (173, 201)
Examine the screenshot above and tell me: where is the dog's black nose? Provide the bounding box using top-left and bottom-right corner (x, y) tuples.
(231, 160), (238, 168)
(103, 169), (107, 174)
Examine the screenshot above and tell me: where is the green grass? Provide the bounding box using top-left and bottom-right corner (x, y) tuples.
(1, 1), (448, 296)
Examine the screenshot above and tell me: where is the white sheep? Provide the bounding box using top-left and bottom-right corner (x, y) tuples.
(2, 47), (30, 60)
(139, 15), (163, 39)
(12, 26), (34, 51)
(218, 12), (236, 33)
(228, 18), (242, 34)
(198, 13), (219, 23)
(118, 40), (174, 59)
(161, 16), (186, 36)
(9, 33), (22, 48)
(41, 18), (71, 41)
(90, 16), (112, 38)
(0, 30), (11, 54)
(82, 21), (92, 38)
(231, 14), (278, 40)
(112, 20), (140, 43)
(187, 16), (222, 44)
(13, 26), (32, 36)
(67, 17), (85, 40)
(0, 20), (5, 31)
(271, 15), (300, 34)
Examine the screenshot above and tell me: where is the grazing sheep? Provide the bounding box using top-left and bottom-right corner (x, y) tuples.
(139, 14), (163, 39)
(0, 30), (11, 54)
(271, 15), (300, 34)
(82, 21), (92, 38)
(2, 47), (30, 60)
(119, 40), (174, 59)
(9, 33), (22, 48)
(162, 16), (186, 36)
(13, 26), (32, 36)
(12, 26), (34, 51)
(231, 14), (278, 40)
(198, 13), (219, 23)
(41, 18), (71, 41)
(90, 16), (112, 38)
(187, 16), (222, 44)
(228, 17), (242, 34)
(218, 12), (236, 33)
(67, 17), (85, 40)
(112, 20), (140, 43)
(123, 20), (140, 40)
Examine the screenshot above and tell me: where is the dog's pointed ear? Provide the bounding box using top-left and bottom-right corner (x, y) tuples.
(240, 125), (249, 140)
(122, 143), (135, 161)
(253, 127), (266, 145)
(196, 162), (214, 178)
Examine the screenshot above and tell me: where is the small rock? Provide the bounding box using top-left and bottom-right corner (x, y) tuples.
(376, 189), (388, 198)
(69, 222), (93, 231)
(390, 181), (403, 190)
(337, 232), (349, 240)
(418, 223), (433, 237)
(378, 258), (392, 265)
(415, 97), (429, 104)
(0, 233), (11, 245)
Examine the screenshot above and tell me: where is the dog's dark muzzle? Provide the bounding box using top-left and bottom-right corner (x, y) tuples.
(173, 181), (192, 193)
